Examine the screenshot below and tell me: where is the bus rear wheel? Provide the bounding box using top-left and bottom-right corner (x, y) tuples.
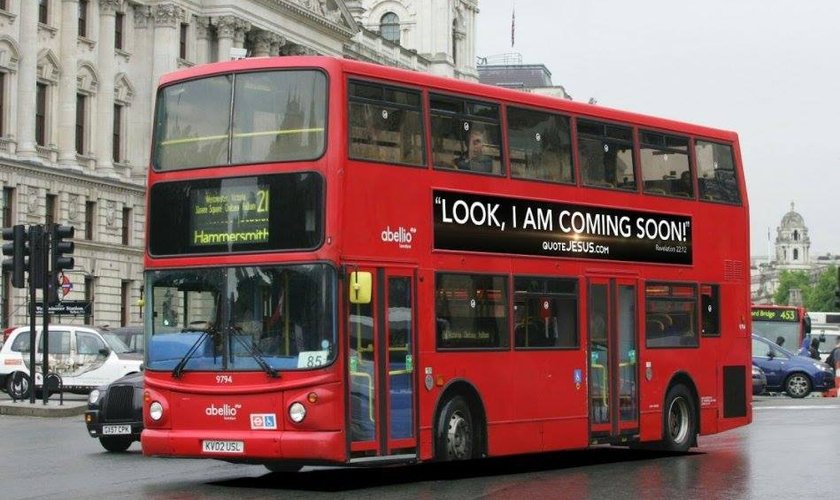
(661, 384), (696, 452)
(436, 395), (475, 461)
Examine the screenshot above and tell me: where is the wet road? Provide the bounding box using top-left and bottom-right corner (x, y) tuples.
(1, 395), (837, 499)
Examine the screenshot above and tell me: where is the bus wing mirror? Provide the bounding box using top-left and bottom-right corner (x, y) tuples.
(349, 271), (372, 304)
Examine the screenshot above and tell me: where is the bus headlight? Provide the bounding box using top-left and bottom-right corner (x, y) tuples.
(149, 401), (164, 421)
(289, 402), (306, 423)
(88, 389), (101, 405)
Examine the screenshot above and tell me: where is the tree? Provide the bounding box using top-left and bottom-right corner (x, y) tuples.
(773, 270), (810, 305)
(805, 265), (839, 312)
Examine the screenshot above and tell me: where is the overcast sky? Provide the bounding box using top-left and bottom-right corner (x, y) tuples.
(476, 0), (840, 257)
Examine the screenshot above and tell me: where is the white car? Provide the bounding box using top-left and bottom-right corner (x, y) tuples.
(0, 325), (143, 399)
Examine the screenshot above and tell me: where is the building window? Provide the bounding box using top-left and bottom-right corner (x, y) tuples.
(36, 83), (47, 146)
(0, 2), (7, 12)
(2, 187), (13, 227)
(380, 12), (400, 44)
(45, 194), (56, 227)
(84, 275), (93, 324)
(78, 0), (88, 38)
(113, 104), (122, 162)
(39, 0), (49, 24)
(76, 93), (86, 154)
(121, 206), (131, 245)
(115, 12), (125, 50)
(179, 23), (188, 59)
(793, 248), (799, 261)
(121, 280), (130, 326)
(85, 201), (95, 240)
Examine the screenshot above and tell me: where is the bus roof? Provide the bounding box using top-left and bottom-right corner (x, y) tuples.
(157, 56), (739, 144)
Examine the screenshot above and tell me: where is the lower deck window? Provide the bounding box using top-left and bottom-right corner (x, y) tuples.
(513, 276), (578, 348)
(645, 283), (698, 348)
(436, 273), (508, 349)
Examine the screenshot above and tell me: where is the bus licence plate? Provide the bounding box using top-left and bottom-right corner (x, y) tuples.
(202, 440), (244, 454)
(102, 425), (131, 435)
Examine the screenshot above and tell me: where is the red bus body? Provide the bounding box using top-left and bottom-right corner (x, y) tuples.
(141, 56), (752, 468)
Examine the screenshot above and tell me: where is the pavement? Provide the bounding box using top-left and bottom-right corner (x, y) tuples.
(0, 393), (88, 417)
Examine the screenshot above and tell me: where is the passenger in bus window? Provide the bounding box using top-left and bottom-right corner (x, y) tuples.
(456, 128), (493, 173)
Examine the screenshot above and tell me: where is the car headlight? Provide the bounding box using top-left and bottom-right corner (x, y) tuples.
(289, 402), (306, 423)
(813, 362), (830, 371)
(149, 401), (164, 421)
(88, 389), (101, 405)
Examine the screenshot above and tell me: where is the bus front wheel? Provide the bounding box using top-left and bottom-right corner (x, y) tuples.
(661, 384), (696, 452)
(436, 395), (475, 461)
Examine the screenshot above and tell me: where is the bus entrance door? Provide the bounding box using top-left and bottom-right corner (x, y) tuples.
(588, 277), (639, 443)
(347, 267), (417, 460)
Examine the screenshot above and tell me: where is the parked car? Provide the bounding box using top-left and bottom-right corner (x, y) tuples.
(751, 334), (835, 398)
(752, 364), (767, 395)
(101, 325), (144, 354)
(85, 371), (144, 452)
(0, 325), (143, 400)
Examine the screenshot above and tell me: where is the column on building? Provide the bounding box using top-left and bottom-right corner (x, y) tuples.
(151, 3), (183, 89)
(233, 19), (251, 51)
(251, 31), (284, 58)
(213, 16), (236, 62)
(58, 0), (81, 168)
(95, 0), (122, 177)
(16, 0), (38, 157)
(194, 17), (212, 65)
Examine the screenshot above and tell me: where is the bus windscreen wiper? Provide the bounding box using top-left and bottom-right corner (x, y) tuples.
(228, 327), (279, 378)
(172, 330), (209, 378)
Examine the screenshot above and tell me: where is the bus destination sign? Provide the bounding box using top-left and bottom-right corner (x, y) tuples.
(190, 182), (270, 247)
(433, 190), (692, 265)
(751, 307), (799, 322)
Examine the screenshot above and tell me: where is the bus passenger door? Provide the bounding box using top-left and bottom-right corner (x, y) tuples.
(588, 277), (639, 442)
(347, 267), (417, 459)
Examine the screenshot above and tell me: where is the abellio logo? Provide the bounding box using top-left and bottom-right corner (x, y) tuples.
(381, 226), (416, 249)
(205, 403), (242, 421)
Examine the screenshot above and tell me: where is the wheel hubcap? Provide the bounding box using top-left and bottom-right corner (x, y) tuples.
(668, 397), (689, 444)
(788, 375), (808, 396)
(446, 411), (470, 459)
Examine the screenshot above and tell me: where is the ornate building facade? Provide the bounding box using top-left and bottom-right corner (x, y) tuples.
(0, 0), (480, 328)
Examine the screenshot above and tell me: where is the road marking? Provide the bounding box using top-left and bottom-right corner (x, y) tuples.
(753, 405), (840, 410)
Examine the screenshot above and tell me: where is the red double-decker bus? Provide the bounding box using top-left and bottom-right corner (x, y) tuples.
(141, 56), (751, 471)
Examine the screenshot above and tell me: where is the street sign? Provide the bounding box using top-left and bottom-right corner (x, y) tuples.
(60, 273), (72, 297)
(35, 301), (91, 316)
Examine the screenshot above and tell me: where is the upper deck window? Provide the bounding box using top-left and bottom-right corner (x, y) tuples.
(348, 80), (424, 166)
(153, 70), (327, 171)
(695, 140), (741, 204)
(507, 107), (574, 184)
(640, 131), (692, 198)
(430, 94), (503, 175)
(577, 119), (636, 191)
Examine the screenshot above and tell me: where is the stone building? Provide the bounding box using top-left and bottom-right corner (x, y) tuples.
(0, 0), (479, 328)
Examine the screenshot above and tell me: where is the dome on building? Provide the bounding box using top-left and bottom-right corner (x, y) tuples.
(780, 202), (805, 228)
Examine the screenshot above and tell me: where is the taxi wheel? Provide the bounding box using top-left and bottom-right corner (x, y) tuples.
(5, 372), (31, 400)
(99, 436), (133, 452)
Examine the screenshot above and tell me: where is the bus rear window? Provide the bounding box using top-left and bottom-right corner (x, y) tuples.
(148, 172), (323, 256)
(154, 70), (327, 170)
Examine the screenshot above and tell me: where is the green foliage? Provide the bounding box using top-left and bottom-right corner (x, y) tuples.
(773, 266), (840, 312)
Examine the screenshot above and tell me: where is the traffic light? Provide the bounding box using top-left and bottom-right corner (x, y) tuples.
(2, 225), (29, 288)
(51, 224), (75, 273)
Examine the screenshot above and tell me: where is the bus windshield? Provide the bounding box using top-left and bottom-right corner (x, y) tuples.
(752, 320), (801, 351)
(145, 264), (336, 372)
(153, 70), (327, 170)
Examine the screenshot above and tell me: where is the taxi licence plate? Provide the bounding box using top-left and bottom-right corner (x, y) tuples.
(102, 425), (132, 435)
(202, 440), (245, 454)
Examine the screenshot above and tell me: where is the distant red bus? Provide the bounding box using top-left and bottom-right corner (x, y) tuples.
(751, 304), (811, 350)
(140, 56), (752, 471)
